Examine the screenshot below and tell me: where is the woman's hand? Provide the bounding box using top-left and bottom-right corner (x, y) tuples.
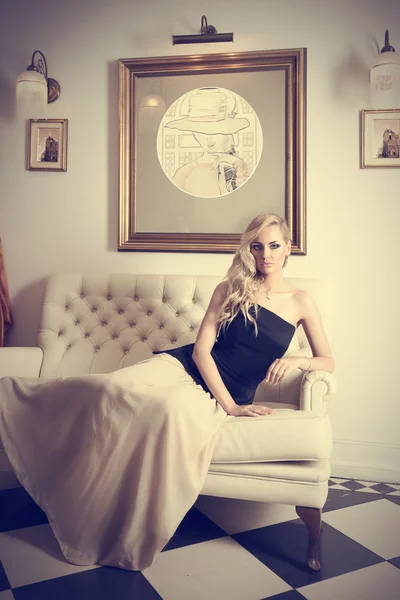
(265, 357), (303, 386)
(226, 404), (274, 417)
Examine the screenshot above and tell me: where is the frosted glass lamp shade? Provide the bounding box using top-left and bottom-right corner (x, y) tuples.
(16, 69), (48, 119)
(370, 31), (400, 109)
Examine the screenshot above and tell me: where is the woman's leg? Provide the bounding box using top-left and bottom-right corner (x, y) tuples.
(0, 353), (227, 571)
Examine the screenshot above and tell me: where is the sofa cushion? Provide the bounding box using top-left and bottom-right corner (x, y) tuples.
(0, 409), (332, 468)
(211, 409), (332, 463)
(208, 459), (331, 484)
(202, 460), (331, 507)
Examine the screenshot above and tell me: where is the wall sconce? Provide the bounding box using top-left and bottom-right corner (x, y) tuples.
(370, 30), (400, 109)
(172, 15), (233, 45)
(16, 50), (61, 118)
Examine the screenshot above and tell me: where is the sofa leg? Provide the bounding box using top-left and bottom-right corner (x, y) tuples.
(295, 506), (322, 572)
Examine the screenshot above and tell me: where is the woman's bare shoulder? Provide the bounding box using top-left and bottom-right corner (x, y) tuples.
(216, 279), (229, 292)
(212, 280), (229, 302)
(202, 280), (229, 317)
(281, 281), (308, 299)
(291, 287), (319, 317)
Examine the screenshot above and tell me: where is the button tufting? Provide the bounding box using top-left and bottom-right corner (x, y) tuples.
(159, 324), (164, 329)
(65, 305), (69, 311)
(176, 311), (180, 317)
(162, 297), (167, 303)
(113, 335), (118, 340)
(124, 350), (129, 355)
(142, 337), (147, 342)
(107, 295), (112, 300)
(67, 344), (71, 349)
(189, 326), (194, 331)
(75, 320), (80, 325)
(147, 310), (152, 316)
(119, 309), (124, 314)
(130, 322), (136, 327)
(102, 321), (107, 326)
(58, 331), (62, 336)
(92, 308), (97, 313)
(84, 333), (89, 338)
(134, 296), (139, 301)
(171, 338), (177, 343)
(81, 293), (85, 298)
(95, 347), (99, 352)
(192, 298), (196, 303)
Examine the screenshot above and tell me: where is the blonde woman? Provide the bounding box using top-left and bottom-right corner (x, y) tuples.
(0, 214), (334, 573)
(164, 213), (334, 416)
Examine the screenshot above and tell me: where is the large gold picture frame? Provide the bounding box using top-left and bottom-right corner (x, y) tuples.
(119, 49), (306, 253)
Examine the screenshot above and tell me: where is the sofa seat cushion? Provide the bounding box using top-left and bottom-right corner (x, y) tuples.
(211, 409), (332, 463)
(208, 459), (331, 484)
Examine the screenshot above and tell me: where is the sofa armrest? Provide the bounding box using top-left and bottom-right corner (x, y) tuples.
(300, 370), (337, 414)
(0, 347), (43, 378)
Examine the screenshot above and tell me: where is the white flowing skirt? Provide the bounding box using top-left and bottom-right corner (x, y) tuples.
(0, 353), (227, 570)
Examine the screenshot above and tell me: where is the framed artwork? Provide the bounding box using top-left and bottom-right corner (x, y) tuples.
(119, 49), (306, 253)
(28, 119), (68, 171)
(361, 109), (400, 168)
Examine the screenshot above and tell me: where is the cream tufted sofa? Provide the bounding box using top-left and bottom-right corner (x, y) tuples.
(0, 273), (336, 570)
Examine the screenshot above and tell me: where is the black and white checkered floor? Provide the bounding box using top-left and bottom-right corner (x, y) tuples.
(0, 477), (399, 599)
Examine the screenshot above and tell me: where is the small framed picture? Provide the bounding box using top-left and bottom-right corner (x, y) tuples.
(361, 109), (400, 168)
(28, 118), (68, 171)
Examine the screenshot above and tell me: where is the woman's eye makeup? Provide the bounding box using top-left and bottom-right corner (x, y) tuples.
(251, 243), (281, 251)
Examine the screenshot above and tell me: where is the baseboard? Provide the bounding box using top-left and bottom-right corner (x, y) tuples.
(331, 437), (400, 484)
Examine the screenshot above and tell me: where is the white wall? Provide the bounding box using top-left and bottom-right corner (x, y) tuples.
(0, 0), (399, 482)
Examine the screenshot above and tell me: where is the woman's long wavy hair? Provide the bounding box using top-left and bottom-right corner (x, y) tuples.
(216, 213), (291, 335)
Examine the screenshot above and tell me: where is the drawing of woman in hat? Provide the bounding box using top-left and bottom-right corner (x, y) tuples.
(165, 87), (251, 198)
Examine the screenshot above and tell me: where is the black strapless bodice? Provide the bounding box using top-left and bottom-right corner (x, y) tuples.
(154, 305), (296, 405)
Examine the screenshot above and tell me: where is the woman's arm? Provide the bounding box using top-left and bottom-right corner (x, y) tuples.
(265, 290), (334, 385)
(193, 282), (273, 417)
(296, 290), (334, 373)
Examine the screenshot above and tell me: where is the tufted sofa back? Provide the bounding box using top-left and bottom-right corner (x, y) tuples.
(38, 273), (330, 404)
